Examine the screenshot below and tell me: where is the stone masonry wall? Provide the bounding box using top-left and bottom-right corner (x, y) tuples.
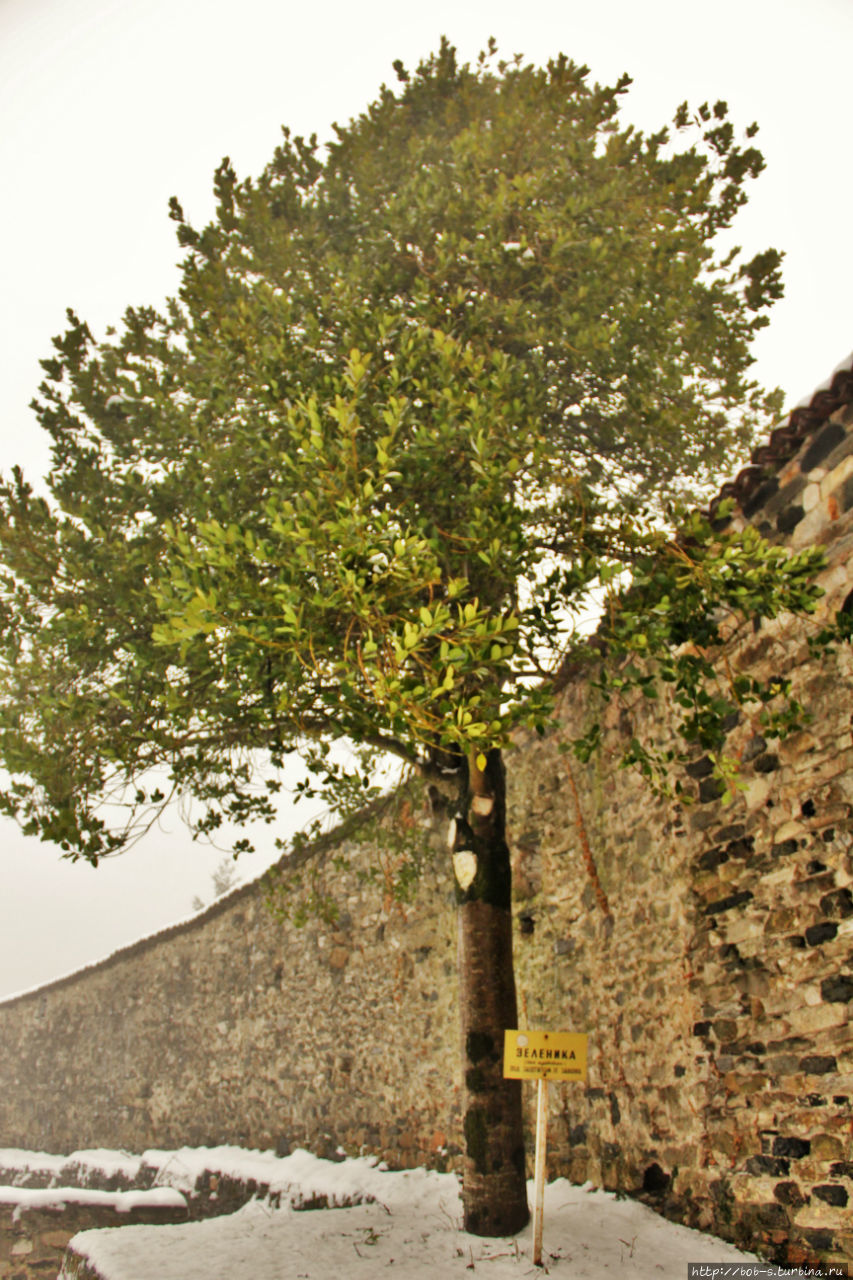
(503, 393), (853, 1270)
(0, 388), (852, 1269)
(0, 825), (463, 1172)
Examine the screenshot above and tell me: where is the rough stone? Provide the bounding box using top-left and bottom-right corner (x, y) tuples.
(773, 1137), (811, 1159)
(812, 1184), (849, 1207)
(810, 1134), (845, 1161)
(821, 975), (853, 1003)
(799, 1055), (837, 1074)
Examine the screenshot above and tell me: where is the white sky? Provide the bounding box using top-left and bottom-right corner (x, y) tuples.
(0, 0), (851, 999)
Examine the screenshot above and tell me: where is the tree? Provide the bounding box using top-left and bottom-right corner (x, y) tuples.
(0, 41), (829, 1235)
(192, 855), (240, 912)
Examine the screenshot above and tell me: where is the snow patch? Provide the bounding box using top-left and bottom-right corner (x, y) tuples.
(4, 1145), (760, 1279)
(2, 1186), (186, 1214)
(0, 1145), (758, 1280)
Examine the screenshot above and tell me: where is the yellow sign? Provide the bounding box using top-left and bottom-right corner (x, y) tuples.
(503, 1030), (588, 1081)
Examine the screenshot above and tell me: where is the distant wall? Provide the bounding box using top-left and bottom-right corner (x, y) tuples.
(0, 822), (463, 1170)
(1, 390), (852, 1270)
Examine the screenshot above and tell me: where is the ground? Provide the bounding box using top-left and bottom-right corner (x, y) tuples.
(2, 1146), (760, 1278)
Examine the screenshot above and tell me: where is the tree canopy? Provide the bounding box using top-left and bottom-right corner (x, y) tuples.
(0, 41), (810, 862)
(0, 36), (838, 1240)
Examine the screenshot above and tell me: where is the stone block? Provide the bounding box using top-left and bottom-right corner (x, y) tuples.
(803, 482), (821, 513)
(773, 1136), (811, 1158)
(764, 907), (799, 934)
(821, 974), (853, 1003)
(810, 1134), (845, 1161)
(804, 921), (839, 946)
(794, 1200), (851, 1230)
(41, 1229), (74, 1250)
(743, 777), (771, 810)
(790, 504), (832, 548)
(813, 1183), (849, 1207)
(773, 819), (807, 844)
(799, 1055), (838, 1075)
(800, 419), (848, 474)
(773, 1180), (806, 1206)
(724, 1072), (770, 1096)
(777, 503), (806, 534)
(777, 731), (820, 764)
(822, 451), (853, 499)
(747, 1154), (789, 1177)
(719, 917), (765, 946)
(786, 1003), (848, 1035)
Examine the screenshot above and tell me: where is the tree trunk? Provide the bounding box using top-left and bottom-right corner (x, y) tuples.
(451, 747), (529, 1236)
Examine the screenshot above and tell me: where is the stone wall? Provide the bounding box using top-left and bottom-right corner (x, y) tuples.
(0, 826), (463, 1171)
(502, 387), (853, 1270)
(0, 381), (852, 1270)
(1, 1202), (187, 1280)
(0, 1147), (364, 1280)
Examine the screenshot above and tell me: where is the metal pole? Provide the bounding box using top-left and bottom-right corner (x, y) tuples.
(532, 1075), (548, 1266)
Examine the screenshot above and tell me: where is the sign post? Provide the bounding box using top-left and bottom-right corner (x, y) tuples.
(503, 1030), (588, 1267)
(533, 1075), (548, 1264)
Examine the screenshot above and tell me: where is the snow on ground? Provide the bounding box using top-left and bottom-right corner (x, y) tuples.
(0, 1145), (759, 1280)
(0, 1144), (376, 1206)
(136, 1144), (379, 1203)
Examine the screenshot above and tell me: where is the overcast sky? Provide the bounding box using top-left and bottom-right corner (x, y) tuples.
(1, 0), (851, 1000)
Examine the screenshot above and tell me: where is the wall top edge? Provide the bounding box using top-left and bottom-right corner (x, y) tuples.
(711, 356), (853, 517)
(0, 794), (394, 1010)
